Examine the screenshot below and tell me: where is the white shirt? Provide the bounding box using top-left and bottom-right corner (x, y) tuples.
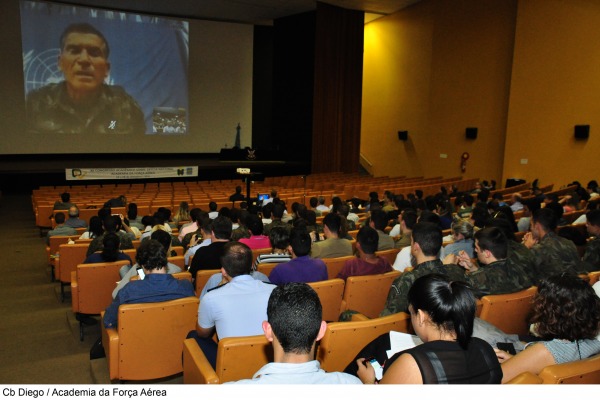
(392, 246), (412, 272)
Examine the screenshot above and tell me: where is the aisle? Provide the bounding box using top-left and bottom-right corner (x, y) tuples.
(0, 194), (96, 384)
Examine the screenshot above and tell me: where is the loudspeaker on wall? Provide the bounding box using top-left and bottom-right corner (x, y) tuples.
(574, 125), (590, 140)
(398, 131), (408, 141)
(465, 127), (477, 139)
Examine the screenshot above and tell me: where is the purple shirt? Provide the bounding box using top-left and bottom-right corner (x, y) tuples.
(269, 256), (328, 285)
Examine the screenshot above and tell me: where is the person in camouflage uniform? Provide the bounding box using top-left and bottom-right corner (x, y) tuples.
(380, 222), (466, 316)
(451, 227), (533, 297)
(263, 203), (292, 237)
(523, 208), (582, 283)
(582, 209), (600, 271)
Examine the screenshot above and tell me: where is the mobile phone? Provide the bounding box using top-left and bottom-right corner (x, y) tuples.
(363, 357), (384, 380)
(496, 342), (516, 355)
(137, 267), (145, 280)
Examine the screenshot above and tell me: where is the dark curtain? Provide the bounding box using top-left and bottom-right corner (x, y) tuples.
(312, 2), (364, 174)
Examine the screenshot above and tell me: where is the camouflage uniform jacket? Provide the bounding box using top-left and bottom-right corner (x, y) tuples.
(231, 225), (251, 241)
(467, 259), (533, 298)
(582, 237), (600, 272)
(506, 240), (536, 289)
(263, 219), (292, 237)
(529, 232), (581, 283)
(380, 259), (466, 316)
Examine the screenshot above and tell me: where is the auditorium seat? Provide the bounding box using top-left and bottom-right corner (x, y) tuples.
(479, 286), (537, 336)
(307, 279), (345, 322)
(538, 353), (600, 384)
(101, 296), (198, 382)
(339, 271), (401, 318)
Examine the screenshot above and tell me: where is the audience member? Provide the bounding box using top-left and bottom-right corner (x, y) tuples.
(188, 241), (275, 369)
(53, 192), (75, 210)
(310, 213), (352, 258)
(103, 239), (194, 328)
(113, 230), (182, 298)
(254, 227), (292, 266)
(354, 274), (502, 384)
(496, 273), (600, 382)
(448, 227), (533, 297)
(523, 208), (583, 283)
(79, 216), (104, 240)
(263, 203), (291, 237)
(64, 205), (87, 228)
(381, 222), (465, 315)
(439, 220), (474, 259)
(83, 232), (132, 265)
(230, 283), (361, 384)
(188, 216), (232, 284)
(368, 209), (395, 251)
(239, 214), (271, 249)
(269, 230), (328, 285)
(337, 226), (392, 280)
(583, 209), (600, 271)
(46, 212), (77, 244)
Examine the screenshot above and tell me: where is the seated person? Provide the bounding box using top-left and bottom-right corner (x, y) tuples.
(113, 230), (182, 299)
(369, 209), (395, 251)
(446, 227), (533, 297)
(354, 274), (502, 384)
(239, 214), (271, 250)
(188, 242), (275, 369)
(337, 226), (392, 280)
(103, 239), (195, 328)
(495, 273), (600, 383)
(64, 205), (88, 228)
(79, 216), (104, 240)
(254, 227), (292, 266)
(46, 212), (77, 244)
(230, 283), (361, 384)
(439, 220), (474, 259)
(582, 209), (600, 270)
(269, 229), (328, 285)
(310, 213), (353, 259)
(83, 232), (132, 265)
(188, 216), (231, 285)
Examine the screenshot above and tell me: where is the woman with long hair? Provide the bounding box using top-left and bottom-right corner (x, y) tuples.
(496, 273), (600, 382)
(79, 216), (104, 240)
(172, 201), (191, 225)
(356, 274), (502, 384)
(83, 232), (132, 264)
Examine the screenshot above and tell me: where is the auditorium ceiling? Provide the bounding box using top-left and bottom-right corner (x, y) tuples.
(54, 0), (420, 24)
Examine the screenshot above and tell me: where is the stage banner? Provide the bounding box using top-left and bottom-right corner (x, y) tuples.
(65, 166), (198, 181)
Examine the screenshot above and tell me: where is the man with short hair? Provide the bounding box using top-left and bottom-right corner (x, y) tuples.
(263, 203), (291, 237)
(113, 230), (183, 298)
(208, 202), (219, 219)
(523, 208), (582, 283)
(229, 185), (245, 202)
(46, 212), (77, 244)
(191, 241), (275, 368)
(381, 222), (466, 315)
(448, 227), (533, 297)
(103, 239), (194, 328)
(27, 23), (145, 135)
(188, 216), (231, 284)
(337, 226), (392, 281)
(269, 230), (328, 285)
(230, 283), (361, 384)
(184, 216), (212, 268)
(389, 209), (417, 249)
(239, 214), (271, 249)
(64, 205), (88, 228)
(309, 197), (322, 217)
(316, 196), (329, 212)
(368, 209), (395, 251)
(310, 213), (353, 259)
(53, 192), (75, 210)
(582, 209), (600, 271)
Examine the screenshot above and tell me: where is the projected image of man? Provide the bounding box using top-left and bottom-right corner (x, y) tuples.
(26, 23), (145, 135)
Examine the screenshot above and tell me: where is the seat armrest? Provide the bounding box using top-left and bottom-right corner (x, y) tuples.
(71, 271), (79, 313)
(183, 338), (219, 384)
(101, 312), (120, 381)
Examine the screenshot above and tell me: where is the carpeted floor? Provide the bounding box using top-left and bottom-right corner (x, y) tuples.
(0, 194), (100, 384)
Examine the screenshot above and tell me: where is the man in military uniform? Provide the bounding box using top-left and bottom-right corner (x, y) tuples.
(263, 203), (292, 237)
(26, 23), (145, 135)
(523, 208), (582, 283)
(582, 209), (600, 271)
(380, 222), (466, 316)
(450, 227), (533, 297)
